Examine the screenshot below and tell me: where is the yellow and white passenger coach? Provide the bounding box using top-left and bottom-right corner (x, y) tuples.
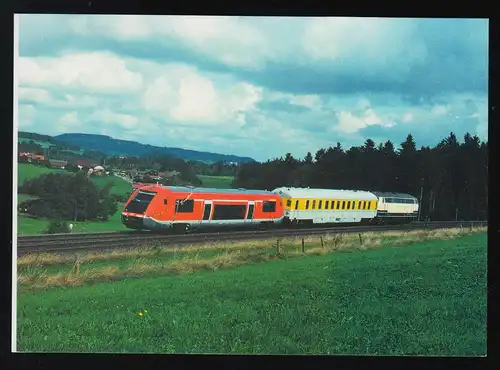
(272, 187), (379, 225)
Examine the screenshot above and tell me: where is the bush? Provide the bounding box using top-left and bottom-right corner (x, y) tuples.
(44, 220), (71, 234)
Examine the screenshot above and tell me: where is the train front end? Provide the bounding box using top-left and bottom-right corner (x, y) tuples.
(121, 188), (158, 230)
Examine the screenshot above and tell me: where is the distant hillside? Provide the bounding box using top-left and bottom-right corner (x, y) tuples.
(54, 133), (256, 164)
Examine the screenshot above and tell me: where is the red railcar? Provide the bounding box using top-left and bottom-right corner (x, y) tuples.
(121, 185), (285, 233)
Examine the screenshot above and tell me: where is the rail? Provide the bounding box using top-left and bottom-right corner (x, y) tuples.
(15, 220), (487, 256)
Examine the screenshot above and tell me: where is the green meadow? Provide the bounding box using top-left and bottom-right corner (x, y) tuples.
(17, 230), (487, 355)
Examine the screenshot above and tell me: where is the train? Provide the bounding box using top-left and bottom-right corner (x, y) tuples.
(121, 185), (420, 233)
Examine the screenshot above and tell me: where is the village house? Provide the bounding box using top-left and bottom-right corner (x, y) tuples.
(48, 159), (68, 169)
(19, 152), (45, 162)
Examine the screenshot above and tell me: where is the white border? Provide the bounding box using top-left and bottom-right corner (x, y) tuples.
(12, 13), (19, 352)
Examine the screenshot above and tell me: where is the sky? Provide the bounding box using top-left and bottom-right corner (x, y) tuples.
(16, 15), (488, 162)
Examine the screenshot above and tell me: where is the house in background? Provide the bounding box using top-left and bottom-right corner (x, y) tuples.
(19, 152), (45, 162)
(48, 159), (68, 169)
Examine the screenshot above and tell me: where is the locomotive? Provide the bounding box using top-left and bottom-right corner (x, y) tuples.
(121, 184), (419, 233)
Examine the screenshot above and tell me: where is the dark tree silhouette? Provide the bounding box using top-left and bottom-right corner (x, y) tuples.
(233, 132), (488, 221)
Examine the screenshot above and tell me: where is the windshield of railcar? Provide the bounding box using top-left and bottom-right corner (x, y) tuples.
(124, 191), (157, 214)
(385, 198), (417, 204)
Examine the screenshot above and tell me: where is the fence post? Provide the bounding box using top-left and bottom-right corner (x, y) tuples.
(470, 221), (473, 232)
(358, 233), (363, 245)
(73, 254), (80, 275)
(301, 238), (305, 253)
(320, 236), (324, 249)
(276, 239), (281, 257)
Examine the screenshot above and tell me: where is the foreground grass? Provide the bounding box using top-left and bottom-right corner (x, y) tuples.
(198, 175), (234, 189)
(16, 230), (487, 355)
(18, 227), (486, 289)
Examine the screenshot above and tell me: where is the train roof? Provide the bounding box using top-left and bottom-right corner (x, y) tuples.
(371, 191), (417, 199)
(272, 187), (378, 200)
(144, 185), (277, 196)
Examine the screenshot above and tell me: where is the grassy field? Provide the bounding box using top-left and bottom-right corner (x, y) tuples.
(198, 175), (234, 189)
(17, 206), (127, 235)
(18, 137), (55, 149)
(16, 163), (133, 235)
(17, 163), (67, 186)
(16, 228), (487, 355)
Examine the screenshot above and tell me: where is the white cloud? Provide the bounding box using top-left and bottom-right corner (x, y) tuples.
(431, 104), (450, 115)
(57, 111), (83, 133)
(403, 112), (413, 122)
(301, 18), (428, 79)
(89, 109), (139, 129)
(289, 94), (321, 109)
(59, 111), (79, 125)
(18, 87), (51, 103)
(71, 15), (268, 69)
(335, 107), (394, 134)
(143, 65), (262, 125)
(18, 52), (143, 94)
(18, 104), (36, 128)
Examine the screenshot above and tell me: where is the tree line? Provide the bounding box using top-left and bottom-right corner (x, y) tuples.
(233, 132), (488, 221)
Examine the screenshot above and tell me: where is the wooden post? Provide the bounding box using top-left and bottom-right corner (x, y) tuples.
(358, 233), (363, 245)
(276, 239), (281, 257)
(470, 221), (473, 232)
(301, 238), (305, 253)
(320, 236), (324, 249)
(73, 256), (80, 275)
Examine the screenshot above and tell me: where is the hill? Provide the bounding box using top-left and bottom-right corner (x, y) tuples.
(54, 133), (256, 164)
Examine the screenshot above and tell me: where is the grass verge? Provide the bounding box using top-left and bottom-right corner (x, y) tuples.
(18, 226), (486, 292)
(16, 230), (487, 355)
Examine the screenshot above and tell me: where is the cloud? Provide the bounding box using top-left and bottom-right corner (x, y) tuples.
(18, 104), (36, 129)
(18, 52), (143, 94)
(16, 15), (488, 161)
(89, 109), (139, 129)
(142, 64), (262, 125)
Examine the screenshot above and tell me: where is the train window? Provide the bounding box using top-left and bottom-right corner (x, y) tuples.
(176, 199), (194, 213)
(312, 200), (316, 209)
(164, 199), (168, 205)
(286, 199), (292, 207)
(263, 201), (276, 213)
(212, 204), (247, 220)
(305, 200), (310, 209)
(295, 200), (299, 210)
(363, 201), (366, 210)
(319, 200), (323, 209)
(341, 201), (345, 210)
(325, 200), (329, 209)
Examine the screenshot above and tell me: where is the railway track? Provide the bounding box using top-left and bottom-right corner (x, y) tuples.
(15, 220), (487, 256)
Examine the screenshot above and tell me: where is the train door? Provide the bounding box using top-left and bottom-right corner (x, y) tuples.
(246, 201), (255, 224)
(201, 200), (213, 226)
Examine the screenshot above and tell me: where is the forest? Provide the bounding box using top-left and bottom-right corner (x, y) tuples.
(233, 132), (488, 221)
